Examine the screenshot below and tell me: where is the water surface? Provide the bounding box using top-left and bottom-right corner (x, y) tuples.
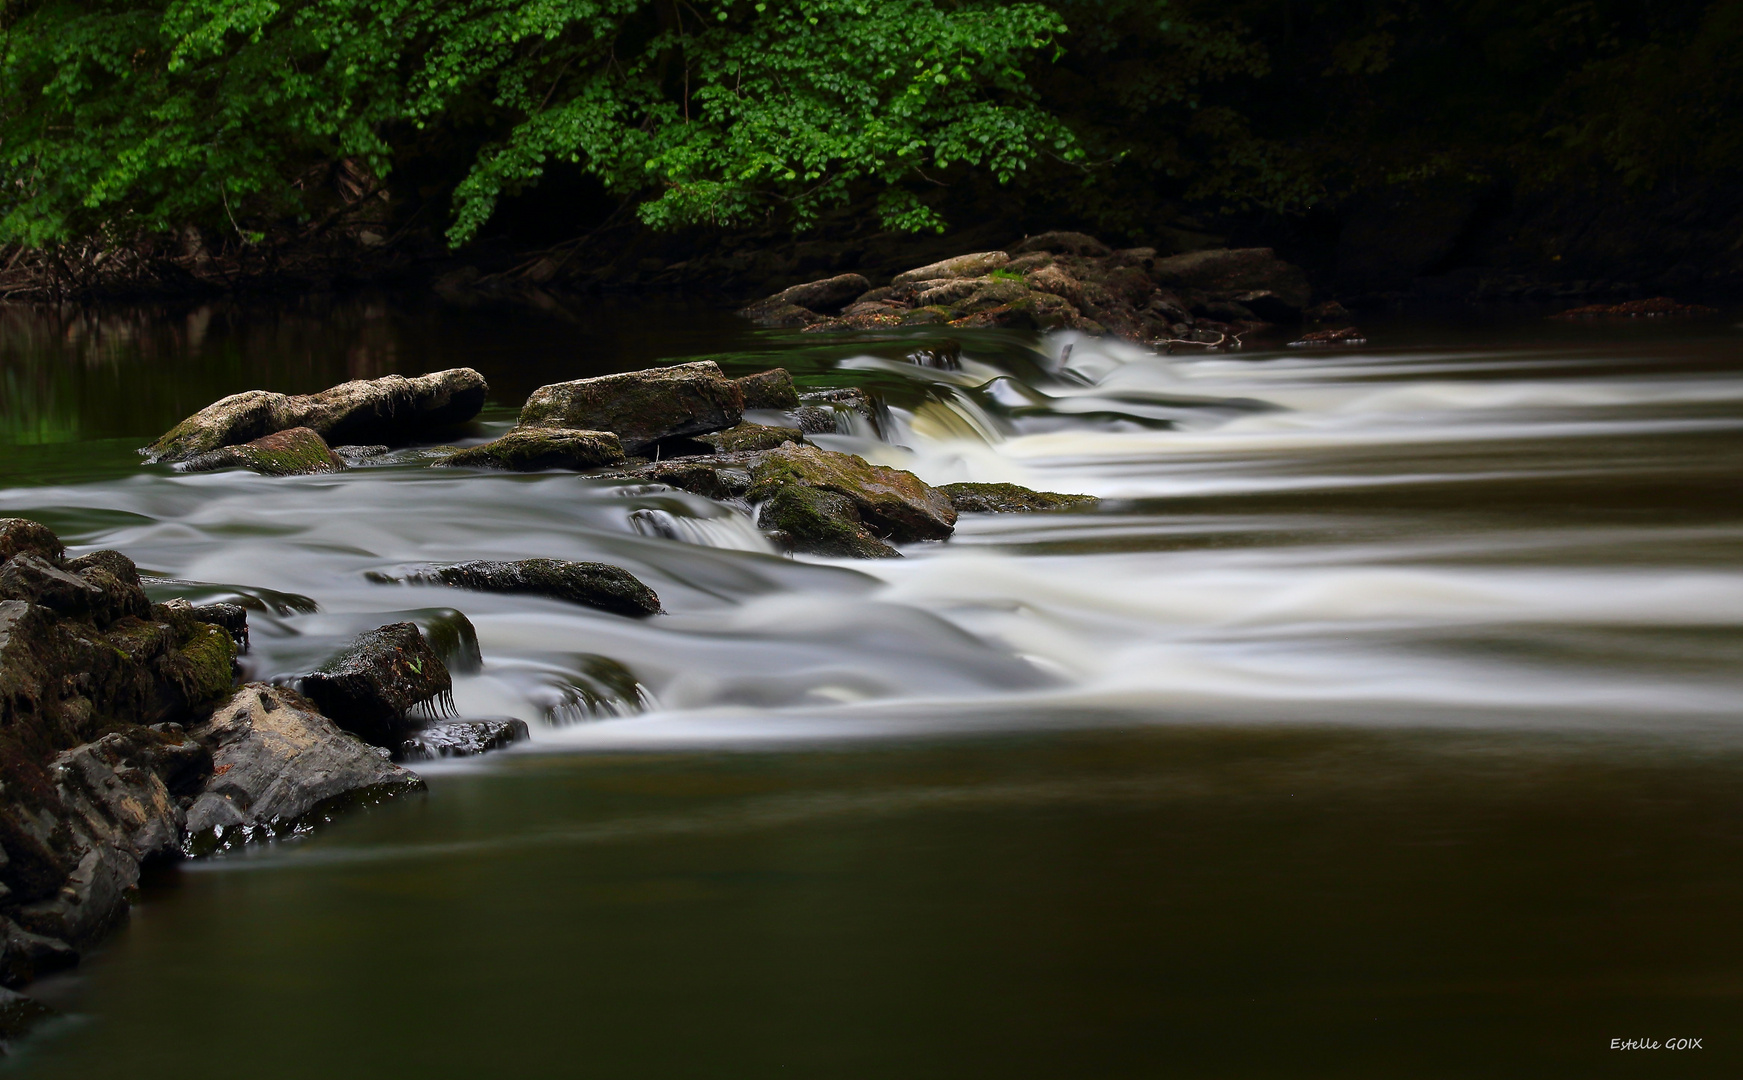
(1, 298), (1739, 1076)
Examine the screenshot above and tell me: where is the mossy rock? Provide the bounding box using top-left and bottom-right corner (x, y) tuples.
(437, 427), (626, 471)
(757, 485), (899, 559)
(0, 519), (64, 565)
(371, 559), (661, 618)
(181, 426), (346, 476)
(300, 623), (454, 747)
(694, 422), (805, 453)
(940, 482), (1097, 513)
(747, 444), (955, 542)
(735, 368), (801, 409)
(518, 361), (743, 455)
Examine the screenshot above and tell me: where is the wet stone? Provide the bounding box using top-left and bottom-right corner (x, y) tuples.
(298, 623), (454, 747)
(437, 427), (626, 471)
(179, 426), (347, 476)
(940, 483), (1098, 514)
(757, 485), (899, 559)
(518, 361), (744, 456)
(735, 368), (801, 410)
(372, 560), (661, 619)
(398, 718), (530, 761)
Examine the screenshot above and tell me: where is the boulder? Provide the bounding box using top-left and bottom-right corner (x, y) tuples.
(518, 361), (744, 455)
(892, 251), (1010, 287)
(738, 274), (870, 320)
(587, 458), (750, 501)
(735, 368), (801, 410)
(143, 368), (488, 463)
(184, 684), (425, 853)
(0, 519), (63, 565)
(747, 444), (956, 542)
(298, 623), (454, 747)
(370, 560), (660, 618)
(694, 423), (805, 453)
(1148, 248), (1311, 310)
(1011, 231), (1113, 258)
(940, 482), (1098, 513)
(398, 718), (530, 761)
(437, 427), (626, 471)
(0, 920), (76, 990)
(757, 485), (899, 558)
(793, 387), (884, 437)
(0, 555), (105, 619)
(180, 426), (347, 476)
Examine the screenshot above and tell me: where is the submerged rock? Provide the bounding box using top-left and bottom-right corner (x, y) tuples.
(757, 485), (899, 558)
(939, 482), (1098, 513)
(184, 684), (424, 853)
(398, 718), (530, 761)
(518, 361), (744, 455)
(299, 623), (453, 747)
(694, 422), (805, 453)
(748, 444), (956, 542)
(735, 368), (802, 410)
(180, 426), (347, 476)
(437, 427), (626, 471)
(372, 560), (661, 618)
(143, 368), (488, 463)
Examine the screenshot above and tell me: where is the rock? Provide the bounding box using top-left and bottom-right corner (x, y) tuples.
(738, 302), (821, 328)
(298, 623), (454, 747)
(738, 274), (870, 320)
(0, 555), (105, 619)
(1288, 327), (1368, 347)
(588, 458), (750, 501)
(398, 719), (530, 761)
(1149, 248), (1312, 311)
(437, 427), (626, 471)
(0, 919), (76, 990)
(189, 601), (249, 651)
(756, 485), (899, 558)
(184, 684), (425, 853)
(1550, 297), (1718, 319)
(694, 423), (805, 453)
(518, 361), (744, 455)
(64, 550), (153, 626)
(913, 278), (984, 307)
(371, 560), (661, 618)
(1303, 300), (1351, 321)
(747, 444), (956, 542)
(891, 251), (1010, 287)
(794, 387), (883, 436)
(1011, 231), (1112, 258)
(940, 482), (1098, 513)
(142, 368), (488, 463)
(735, 368), (801, 410)
(0, 520), (63, 565)
(334, 444), (393, 465)
(180, 426), (347, 476)
(411, 609), (483, 675)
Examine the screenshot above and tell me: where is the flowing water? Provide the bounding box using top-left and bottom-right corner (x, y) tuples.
(1, 298), (1741, 1076)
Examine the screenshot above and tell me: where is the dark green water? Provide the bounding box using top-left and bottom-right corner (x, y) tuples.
(2, 297), (1742, 1075)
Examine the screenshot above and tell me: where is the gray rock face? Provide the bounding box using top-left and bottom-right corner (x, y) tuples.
(735, 368), (801, 410)
(143, 368), (488, 463)
(398, 719), (530, 761)
(0, 555), (105, 619)
(892, 251), (1010, 287)
(1149, 248), (1312, 310)
(372, 560), (661, 618)
(518, 362), (744, 455)
(437, 427), (626, 471)
(180, 426), (347, 476)
(738, 274), (870, 321)
(298, 623), (454, 747)
(184, 684), (424, 853)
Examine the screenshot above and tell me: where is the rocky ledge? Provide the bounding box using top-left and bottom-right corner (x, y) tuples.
(737, 232), (1312, 346)
(0, 518), (539, 1040)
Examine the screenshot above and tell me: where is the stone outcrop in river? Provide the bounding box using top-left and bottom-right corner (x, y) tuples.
(299, 623), (455, 747)
(519, 361), (745, 455)
(438, 427), (627, 471)
(737, 233), (1312, 345)
(369, 560), (662, 618)
(143, 368), (488, 463)
(181, 426), (348, 476)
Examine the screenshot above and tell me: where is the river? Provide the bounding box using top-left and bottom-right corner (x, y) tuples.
(1, 297), (1740, 1076)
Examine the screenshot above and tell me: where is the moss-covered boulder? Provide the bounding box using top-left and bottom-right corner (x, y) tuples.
(180, 426), (347, 476)
(694, 422), (805, 453)
(518, 361), (744, 455)
(747, 444), (956, 542)
(892, 251), (1010, 287)
(0, 519), (64, 564)
(142, 368), (488, 463)
(370, 559), (661, 618)
(437, 427), (626, 471)
(738, 274), (870, 323)
(940, 482), (1098, 513)
(757, 485), (899, 558)
(735, 368), (801, 410)
(299, 623), (453, 747)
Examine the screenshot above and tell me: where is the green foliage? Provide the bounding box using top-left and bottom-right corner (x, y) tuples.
(0, 0), (1074, 245)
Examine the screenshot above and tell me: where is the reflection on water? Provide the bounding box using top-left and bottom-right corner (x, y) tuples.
(0, 297), (1740, 1074)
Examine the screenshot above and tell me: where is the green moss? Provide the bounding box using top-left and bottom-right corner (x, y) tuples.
(439, 427), (626, 471)
(166, 624), (239, 704)
(694, 423), (804, 453)
(757, 485), (899, 558)
(939, 482), (1097, 513)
